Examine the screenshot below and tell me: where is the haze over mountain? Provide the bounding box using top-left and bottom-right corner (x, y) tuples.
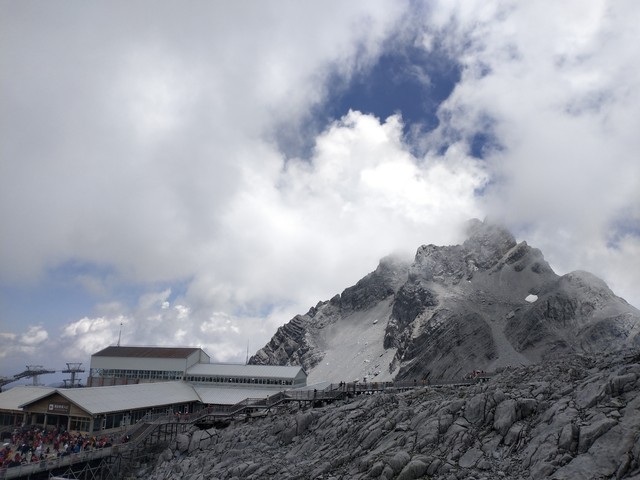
(251, 220), (640, 383)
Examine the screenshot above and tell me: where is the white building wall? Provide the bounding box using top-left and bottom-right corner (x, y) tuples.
(91, 356), (187, 372)
(185, 350), (209, 369)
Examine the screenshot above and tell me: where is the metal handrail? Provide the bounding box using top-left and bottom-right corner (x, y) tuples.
(0, 444), (128, 480)
(0, 375), (489, 478)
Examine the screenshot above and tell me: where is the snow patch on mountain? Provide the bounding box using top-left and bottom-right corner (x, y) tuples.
(307, 299), (397, 384)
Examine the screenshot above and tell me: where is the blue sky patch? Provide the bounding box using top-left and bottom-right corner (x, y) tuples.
(607, 216), (640, 249)
(274, 39), (461, 160)
(0, 262), (191, 332)
(327, 43), (461, 137)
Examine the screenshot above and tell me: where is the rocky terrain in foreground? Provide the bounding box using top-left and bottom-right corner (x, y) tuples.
(146, 349), (640, 480)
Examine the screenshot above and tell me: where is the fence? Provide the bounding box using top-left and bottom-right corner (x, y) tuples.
(0, 374), (492, 478)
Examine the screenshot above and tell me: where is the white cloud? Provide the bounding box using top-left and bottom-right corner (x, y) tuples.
(0, 1), (407, 286)
(49, 110), (487, 363)
(137, 289), (172, 312)
(0, 333), (18, 359)
(423, 0), (640, 306)
(191, 111), (486, 315)
(1, 1), (638, 375)
(0, 326), (49, 374)
(20, 325), (49, 346)
(60, 315), (125, 359)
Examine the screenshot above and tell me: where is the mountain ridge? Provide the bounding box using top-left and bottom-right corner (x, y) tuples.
(250, 219), (640, 384)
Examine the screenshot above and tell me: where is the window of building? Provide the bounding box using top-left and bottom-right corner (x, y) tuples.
(69, 416), (91, 432)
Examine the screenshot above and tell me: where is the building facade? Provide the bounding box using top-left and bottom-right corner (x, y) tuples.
(1, 345), (307, 435)
(87, 346), (210, 387)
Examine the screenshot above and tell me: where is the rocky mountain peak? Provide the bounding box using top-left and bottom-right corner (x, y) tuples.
(465, 217), (516, 246)
(408, 219), (528, 287)
(559, 270), (614, 297)
(338, 254), (410, 314)
(463, 218), (518, 268)
(251, 221), (640, 384)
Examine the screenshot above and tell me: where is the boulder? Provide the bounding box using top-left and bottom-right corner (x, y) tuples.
(397, 460), (428, 480)
(494, 399), (517, 436)
(578, 417), (617, 454)
(175, 433), (190, 453)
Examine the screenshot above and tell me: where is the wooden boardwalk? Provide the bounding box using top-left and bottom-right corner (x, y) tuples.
(0, 375), (492, 479)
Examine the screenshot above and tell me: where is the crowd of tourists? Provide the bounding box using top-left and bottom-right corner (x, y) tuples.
(1, 426), (115, 469)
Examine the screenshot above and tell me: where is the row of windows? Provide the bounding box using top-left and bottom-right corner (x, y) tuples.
(28, 413), (90, 433)
(0, 412), (22, 427)
(90, 368), (183, 380)
(97, 403), (192, 431)
(186, 376), (295, 386)
(89, 368), (304, 387)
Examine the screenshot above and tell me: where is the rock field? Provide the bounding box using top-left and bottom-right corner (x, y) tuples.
(145, 349), (640, 480)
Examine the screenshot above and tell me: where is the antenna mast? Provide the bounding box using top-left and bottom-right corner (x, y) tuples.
(117, 321), (123, 347)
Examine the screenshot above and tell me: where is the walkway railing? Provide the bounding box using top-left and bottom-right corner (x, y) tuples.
(0, 444), (132, 480)
(0, 374), (493, 478)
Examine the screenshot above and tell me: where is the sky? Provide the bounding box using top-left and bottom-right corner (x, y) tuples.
(1, 1), (639, 386)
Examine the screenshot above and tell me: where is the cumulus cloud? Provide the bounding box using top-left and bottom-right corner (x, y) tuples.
(0, 333), (18, 359)
(205, 111), (486, 307)
(0, 1), (402, 284)
(61, 316), (124, 358)
(50, 110), (487, 363)
(20, 325), (49, 346)
(422, 0), (640, 305)
(1, 1), (639, 374)
(0, 325), (49, 373)
(6, 325), (48, 351)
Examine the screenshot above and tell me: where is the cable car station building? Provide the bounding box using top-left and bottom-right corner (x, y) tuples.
(0, 346), (307, 435)
(86, 346), (210, 386)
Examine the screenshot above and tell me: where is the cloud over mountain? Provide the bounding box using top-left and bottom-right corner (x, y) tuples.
(0, 1), (638, 374)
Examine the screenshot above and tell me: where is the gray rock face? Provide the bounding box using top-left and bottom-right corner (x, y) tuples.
(250, 254), (410, 375)
(384, 283), (438, 350)
(250, 219), (640, 383)
(145, 350), (640, 480)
